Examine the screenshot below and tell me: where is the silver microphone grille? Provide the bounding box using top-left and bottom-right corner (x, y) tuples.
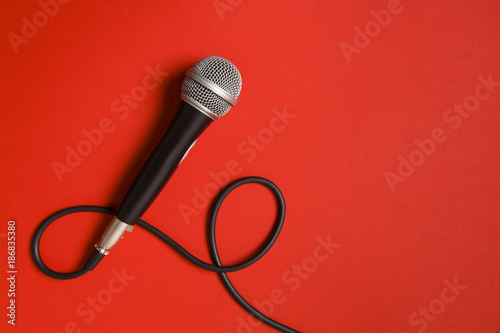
(181, 56), (242, 119)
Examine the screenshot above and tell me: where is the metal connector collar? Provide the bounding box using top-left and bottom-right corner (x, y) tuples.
(95, 217), (133, 255)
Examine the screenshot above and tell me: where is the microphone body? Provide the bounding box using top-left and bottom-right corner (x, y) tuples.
(116, 101), (212, 225)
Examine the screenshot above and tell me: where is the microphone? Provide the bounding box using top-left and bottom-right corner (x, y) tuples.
(93, 56), (242, 258)
(32, 57), (296, 333)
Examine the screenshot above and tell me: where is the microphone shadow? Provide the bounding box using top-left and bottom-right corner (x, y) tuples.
(106, 65), (191, 210)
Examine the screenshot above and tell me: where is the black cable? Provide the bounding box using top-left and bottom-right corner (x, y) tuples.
(32, 176), (300, 333)
(32, 205), (113, 280)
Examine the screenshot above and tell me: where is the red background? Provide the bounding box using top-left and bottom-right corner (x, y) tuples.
(1, 0), (500, 332)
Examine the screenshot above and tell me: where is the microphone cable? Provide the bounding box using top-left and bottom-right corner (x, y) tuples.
(32, 176), (301, 333)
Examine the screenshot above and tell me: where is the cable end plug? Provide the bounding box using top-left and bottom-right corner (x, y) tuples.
(95, 217), (134, 256)
(84, 249), (105, 271)
(82, 217), (135, 272)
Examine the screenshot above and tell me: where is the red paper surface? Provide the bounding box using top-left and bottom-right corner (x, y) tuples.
(1, 0), (499, 332)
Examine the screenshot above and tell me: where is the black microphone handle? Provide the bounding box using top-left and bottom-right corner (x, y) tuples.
(115, 101), (213, 225)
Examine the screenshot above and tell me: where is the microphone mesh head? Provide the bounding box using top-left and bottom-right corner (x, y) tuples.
(181, 56), (242, 118)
